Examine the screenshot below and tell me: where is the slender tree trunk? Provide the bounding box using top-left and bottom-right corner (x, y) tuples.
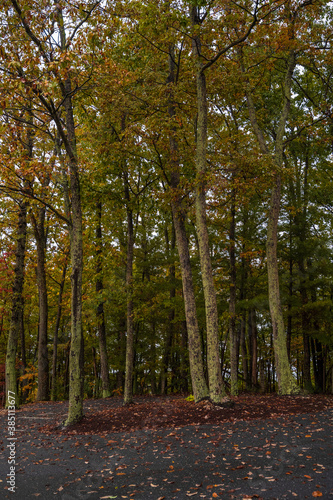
(161, 224), (176, 395)
(229, 188), (238, 395)
(54, 10), (84, 425)
(239, 230), (249, 390)
(300, 286), (312, 392)
(20, 301), (26, 369)
(51, 256), (68, 401)
(116, 319), (126, 391)
(245, 50), (298, 394)
(123, 169), (135, 405)
(92, 346), (99, 397)
(5, 202), (28, 408)
(191, 6), (227, 404)
(167, 45), (209, 402)
(96, 202), (111, 398)
(180, 320), (189, 393)
(65, 96), (84, 424)
(287, 240), (293, 363)
(31, 208), (49, 401)
(150, 321), (157, 395)
(19, 298), (28, 403)
(267, 174), (297, 393)
(250, 310), (258, 388)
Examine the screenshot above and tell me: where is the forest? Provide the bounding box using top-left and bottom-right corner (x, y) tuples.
(0, 0), (333, 427)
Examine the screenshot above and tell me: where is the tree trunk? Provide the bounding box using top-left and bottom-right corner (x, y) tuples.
(31, 207), (49, 402)
(229, 188), (238, 395)
(5, 202), (28, 408)
(116, 318), (126, 391)
(63, 79), (84, 425)
(19, 298), (28, 403)
(167, 45), (209, 402)
(180, 320), (189, 393)
(96, 201), (111, 398)
(300, 288), (312, 392)
(51, 256), (68, 401)
(123, 169), (135, 405)
(55, 9), (84, 426)
(267, 174), (297, 393)
(245, 49), (298, 394)
(191, 6), (227, 404)
(250, 310), (258, 388)
(287, 240), (293, 363)
(161, 224), (176, 395)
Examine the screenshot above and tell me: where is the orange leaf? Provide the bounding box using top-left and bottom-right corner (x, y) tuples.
(312, 492), (323, 497)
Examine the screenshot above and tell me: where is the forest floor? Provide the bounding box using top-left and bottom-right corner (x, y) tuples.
(0, 394), (332, 500)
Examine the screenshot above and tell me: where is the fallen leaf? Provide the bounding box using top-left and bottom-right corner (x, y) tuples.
(312, 492), (322, 497)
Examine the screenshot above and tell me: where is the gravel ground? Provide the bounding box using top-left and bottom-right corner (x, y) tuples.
(0, 397), (332, 500)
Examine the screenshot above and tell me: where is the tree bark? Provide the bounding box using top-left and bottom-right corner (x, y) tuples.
(250, 309), (258, 388)
(6, 201), (28, 408)
(161, 224), (176, 395)
(167, 45), (209, 402)
(54, 8), (84, 426)
(96, 201), (111, 398)
(191, 6), (227, 404)
(244, 50), (299, 394)
(51, 256), (68, 401)
(123, 167), (135, 405)
(229, 187), (238, 395)
(31, 206), (49, 401)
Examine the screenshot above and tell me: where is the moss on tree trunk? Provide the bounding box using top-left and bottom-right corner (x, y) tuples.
(5, 202), (28, 409)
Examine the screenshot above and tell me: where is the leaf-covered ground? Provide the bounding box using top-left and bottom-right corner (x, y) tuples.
(1, 394), (333, 499)
(39, 393), (333, 435)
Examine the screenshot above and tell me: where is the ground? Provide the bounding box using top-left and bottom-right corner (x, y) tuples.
(0, 394), (332, 499)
